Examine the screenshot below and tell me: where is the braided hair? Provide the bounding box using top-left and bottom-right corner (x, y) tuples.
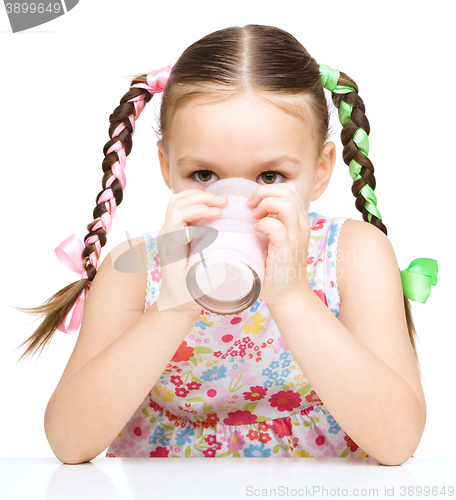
(13, 72), (159, 361)
(325, 69), (419, 368)
(13, 24), (419, 372)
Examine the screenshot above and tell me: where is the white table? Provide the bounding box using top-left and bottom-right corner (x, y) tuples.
(1, 457), (454, 499)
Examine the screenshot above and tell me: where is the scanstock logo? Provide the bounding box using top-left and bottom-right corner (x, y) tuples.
(3, 0), (79, 33)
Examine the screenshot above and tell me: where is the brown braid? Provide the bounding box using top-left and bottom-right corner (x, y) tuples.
(330, 75), (387, 235)
(329, 72), (420, 373)
(12, 73), (155, 363)
(83, 77), (155, 284)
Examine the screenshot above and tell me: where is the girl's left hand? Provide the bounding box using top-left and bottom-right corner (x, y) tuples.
(247, 183), (312, 307)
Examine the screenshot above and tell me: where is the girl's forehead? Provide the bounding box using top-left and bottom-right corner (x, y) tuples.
(169, 92), (315, 155)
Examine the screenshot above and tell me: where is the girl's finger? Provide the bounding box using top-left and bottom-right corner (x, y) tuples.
(252, 196), (300, 242)
(167, 202), (223, 230)
(247, 183), (305, 214)
(165, 190), (227, 230)
(174, 189), (227, 209)
(254, 217), (287, 251)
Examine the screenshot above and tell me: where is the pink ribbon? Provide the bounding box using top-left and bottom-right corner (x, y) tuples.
(102, 64), (173, 202)
(130, 65), (173, 94)
(54, 66), (172, 335)
(55, 234), (91, 334)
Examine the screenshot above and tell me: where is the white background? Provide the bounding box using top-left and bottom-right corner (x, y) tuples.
(0, 0), (453, 460)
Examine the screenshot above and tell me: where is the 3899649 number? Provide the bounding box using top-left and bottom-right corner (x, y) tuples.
(400, 485), (454, 496)
(5, 3), (61, 14)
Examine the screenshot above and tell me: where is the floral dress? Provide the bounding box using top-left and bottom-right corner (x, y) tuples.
(105, 212), (370, 459)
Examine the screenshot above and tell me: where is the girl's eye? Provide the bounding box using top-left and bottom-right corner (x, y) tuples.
(190, 170), (288, 184)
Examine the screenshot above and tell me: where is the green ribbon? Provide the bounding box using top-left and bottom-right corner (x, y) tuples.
(319, 63), (439, 302)
(400, 258), (439, 303)
(319, 64), (355, 94)
(319, 63), (381, 224)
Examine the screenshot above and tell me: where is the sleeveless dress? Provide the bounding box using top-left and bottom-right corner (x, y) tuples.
(105, 212), (371, 459)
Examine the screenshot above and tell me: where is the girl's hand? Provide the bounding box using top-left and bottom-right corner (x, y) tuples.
(247, 183), (312, 308)
(155, 189), (227, 316)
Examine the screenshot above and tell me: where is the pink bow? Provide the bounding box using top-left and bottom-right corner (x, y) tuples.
(55, 234), (91, 334)
(130, 65), (173, 94)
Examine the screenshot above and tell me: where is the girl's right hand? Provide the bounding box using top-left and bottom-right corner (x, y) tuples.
(154, 188), (227, 317)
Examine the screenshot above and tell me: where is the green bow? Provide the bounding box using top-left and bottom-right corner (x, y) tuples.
(319, 63), (439, 303)
(399, 258), (438, 303)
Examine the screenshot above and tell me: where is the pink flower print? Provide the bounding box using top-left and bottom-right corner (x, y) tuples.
(344, 434), (359, 452)
(219, 310), (248, 327)
(204, 434), (217, 446)
(336, 441), (346, 451)
(126, 417), (150, 442)
(227, 430), (245, 451)
(305, 428), (326, 450)
(203, 448), (217, 457)
(223, 410), (257, 425)
(150, 446), (169, 457)
(108, 440), (126, 456)
(301, 406), (315, 416)
(170, 375), (183, 387)
(277, 335), (289, 352)
(312, 218), (325, 231)
(186, 381), (202, 391)
(212, 324), (243, 347)
(312, 288), (327, 305)
(175, 387), (189, 398)
(153, 253), (160, 267)
(318, 237), (327, 253)
(149, 399), (164, 413)
(150, 268), (161, 283)
(269, 390), (302, 412)
(240, 374), (256, 386)
(271, 417), (293, 438)
(243, 385), (268, 401)
(203, 383), (230, 406)
(228, 360), (252, 379)
(117, 438), (130, 451)
(113, 442), (143, 457)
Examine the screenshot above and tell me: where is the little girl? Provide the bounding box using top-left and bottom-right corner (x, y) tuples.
(15, 24), (438, 465)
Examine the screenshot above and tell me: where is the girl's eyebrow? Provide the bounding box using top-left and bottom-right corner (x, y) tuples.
(177, 154), (302, 172)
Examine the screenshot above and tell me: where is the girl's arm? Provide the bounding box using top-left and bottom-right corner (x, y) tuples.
(44, 245), (200, 465)
(267, 220), (426, 466)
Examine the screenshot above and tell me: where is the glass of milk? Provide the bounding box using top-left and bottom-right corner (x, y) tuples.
(186, 178), (271, 315)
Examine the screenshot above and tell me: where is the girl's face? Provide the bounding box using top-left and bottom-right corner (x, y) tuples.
(157, 91), (336, 212)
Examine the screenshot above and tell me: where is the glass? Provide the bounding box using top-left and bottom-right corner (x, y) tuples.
(186, 178), (271, 314)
